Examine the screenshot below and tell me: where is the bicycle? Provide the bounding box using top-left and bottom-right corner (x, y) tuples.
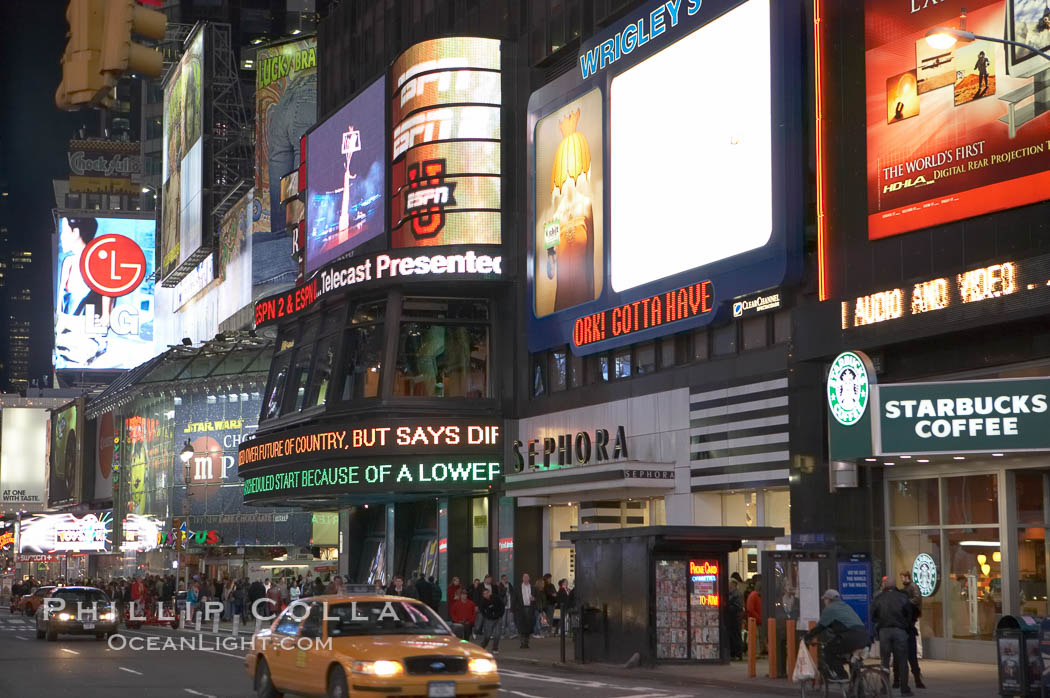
(798, 640), (892, 698)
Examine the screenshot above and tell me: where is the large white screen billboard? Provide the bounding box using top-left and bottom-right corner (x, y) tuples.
(609, 0), (772, 292)
(0, 408), (48, 512)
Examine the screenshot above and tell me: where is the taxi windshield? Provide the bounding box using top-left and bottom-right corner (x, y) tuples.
(327, 601), (450, 637)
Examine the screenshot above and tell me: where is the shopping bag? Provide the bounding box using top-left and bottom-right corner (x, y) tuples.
(792, 640), (817, 683)
(916, 628), (923, 660)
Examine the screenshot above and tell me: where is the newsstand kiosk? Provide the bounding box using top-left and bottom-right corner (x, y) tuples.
(564, 525), (784, 667)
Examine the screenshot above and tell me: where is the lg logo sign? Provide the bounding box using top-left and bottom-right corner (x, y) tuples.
(80, 234), (147, 297)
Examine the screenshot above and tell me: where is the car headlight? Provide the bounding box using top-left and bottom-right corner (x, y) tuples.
(469, 657), (498, 675)
(100, 612), (115, 621)
(352, 660), (404, 677)
(57, 612), (72, 621)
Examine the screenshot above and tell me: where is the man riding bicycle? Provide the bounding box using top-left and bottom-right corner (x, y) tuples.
(804, 589), (869, 681)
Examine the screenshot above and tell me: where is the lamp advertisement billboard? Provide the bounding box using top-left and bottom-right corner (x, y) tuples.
(160, 28), (205, 282)
(390, 38), (502, 249)
(305, 77), (385, 274)
(527, 0), (802, 354)
(864, 0), (1050, 240)
(0, 408), (48, 512)
(54, 215), (156, 370)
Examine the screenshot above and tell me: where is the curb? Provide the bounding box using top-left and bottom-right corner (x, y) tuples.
(496, 654), (800, 696)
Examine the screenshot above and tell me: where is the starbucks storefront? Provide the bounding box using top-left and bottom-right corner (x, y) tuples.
(830, 356), (1050, 663)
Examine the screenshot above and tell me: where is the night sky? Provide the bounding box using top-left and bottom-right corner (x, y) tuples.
(1, 0), (99, 385)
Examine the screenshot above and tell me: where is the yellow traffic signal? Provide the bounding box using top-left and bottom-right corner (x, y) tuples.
(56, 0), (167, 111)
(100, 0), (166, 80)
(56, 0), (108, 110)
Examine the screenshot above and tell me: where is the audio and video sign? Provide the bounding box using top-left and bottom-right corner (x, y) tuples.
(527, 0), (801, 354)
(390, 38), (502, 248)
(160, 29), (205, 282)
(305, 77), (385, 274)
(864, 0), (1050, 239)
(54, 216), (156, 370)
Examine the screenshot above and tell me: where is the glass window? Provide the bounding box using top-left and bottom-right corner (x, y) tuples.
(394, 299), (489, 398)
(288, 318), (320, 412)
(585, 354), (609, 384)
(946, 528), (1001, 640)
(693, 329), (709, 361)
(890, 479), (940, 527)
(890, 529), (944, 639)
(568, 353), (583, 389)
(635, 342), (656, 374)
(660, 337), (676, 369)
(1016, 471), (1045, 525)
(614, 349), (631, 379)
(472, 497), (488, 548)
(549, 349), (567, 392)
(764, 490), (791, 534)
(340, 301), (385, 402)
(1018, 528), (1047, 617)
(945, 474), (998, 525)
(774, 309), (792, 343)
(712, 324), (736, 356)
(263, 352), (291, 420)
(532, 356), (546, 397)
(306, 335), (337, 409)
(742, 316), (767, 350)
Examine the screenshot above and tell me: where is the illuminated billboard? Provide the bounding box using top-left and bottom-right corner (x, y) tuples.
(48, 402), (80, 507)
(160, 28), (205, 282)
(255, 37), (317, 238)
(19, 512), (112, 553)
(54, 216), (156, 370)
(527, 0), (801, 354)
(217, 190), (253, 323)
(864, 0), (1050, 240)
(305, 77), (385, 273)
(0, 408), (48, 512)
(390, 38), (502, 248)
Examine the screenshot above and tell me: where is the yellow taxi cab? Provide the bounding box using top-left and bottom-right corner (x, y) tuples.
(245, 594), (500, 698)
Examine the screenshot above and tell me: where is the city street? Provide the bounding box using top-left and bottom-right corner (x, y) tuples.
(0, 609), (784, 698)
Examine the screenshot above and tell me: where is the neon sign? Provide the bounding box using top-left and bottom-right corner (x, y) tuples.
(572, 280), (713, 349)
(19, 512), (112, 553)
(842, 261), (1020, 329)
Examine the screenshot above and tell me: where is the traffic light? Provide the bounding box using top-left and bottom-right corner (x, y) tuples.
(56, 0), (108, 109)
(100, 0), (166, 80)
(56, 0), (166, 111)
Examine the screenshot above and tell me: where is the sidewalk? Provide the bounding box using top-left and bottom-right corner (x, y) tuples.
(491, 636), (998, 698)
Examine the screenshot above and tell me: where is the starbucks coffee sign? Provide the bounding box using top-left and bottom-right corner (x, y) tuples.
(912, 553), (938, 598)
(827, 352), (870, 426)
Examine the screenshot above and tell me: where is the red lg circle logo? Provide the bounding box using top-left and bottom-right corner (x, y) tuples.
(79, 234), (147, 297)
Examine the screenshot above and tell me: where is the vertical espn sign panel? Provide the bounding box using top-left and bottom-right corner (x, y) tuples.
(390, 38), (502, 248)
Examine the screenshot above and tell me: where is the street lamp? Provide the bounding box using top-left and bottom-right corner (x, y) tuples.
(925, 27), (1050, 63)
(179, 439), (194, 464)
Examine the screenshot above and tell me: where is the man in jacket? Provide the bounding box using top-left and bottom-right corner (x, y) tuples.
(449, 589), (477, 641)
(512, 572), (536, 648)
(726, 577), (745, 660)
(899, 570), (925, 689)
(804, 589), (869, 683)
(478, 588), (505, 652)
(872, 576), (915, 697)
(248, 578), (266, 621)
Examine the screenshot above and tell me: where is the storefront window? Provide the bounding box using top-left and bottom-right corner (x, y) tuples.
(764, 490), (790, 534)
(549, 349), (567, 392)
(890, 479), (940, 527)
(1016, 471), (1045, 525)
(1018, 527), (1046, 616)
(890, 529), (944, 639)
(341, 301), (384, 401)
(288, 318), (320, 412)
(946, 528), (1001, 640)
(945, 474), (998, 525)
(394, 298), (489, 398)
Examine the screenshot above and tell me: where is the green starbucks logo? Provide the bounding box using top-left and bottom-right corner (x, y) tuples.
(912, 553), (938, 598)
(827, 352), (869, 426)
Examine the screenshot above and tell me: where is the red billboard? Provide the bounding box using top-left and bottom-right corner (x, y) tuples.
(864, 0), (1050, 240)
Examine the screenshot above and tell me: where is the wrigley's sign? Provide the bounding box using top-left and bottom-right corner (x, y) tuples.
(827, 354), (1050, 457)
